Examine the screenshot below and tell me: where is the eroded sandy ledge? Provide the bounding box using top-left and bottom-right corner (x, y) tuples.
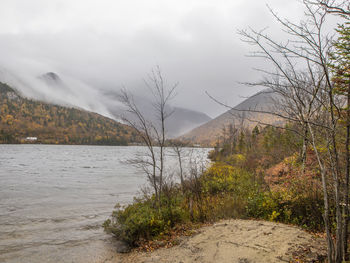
(106, 219), (326, 263)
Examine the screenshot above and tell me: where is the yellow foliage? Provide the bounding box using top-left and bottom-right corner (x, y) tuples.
(5, 114), (14, 125)
(269, 211), (280, 221)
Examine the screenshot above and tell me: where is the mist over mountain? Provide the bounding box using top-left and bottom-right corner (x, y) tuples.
(0, 82), (138, 144)
(103, 91), (212, 138)
(0, 69), (112, 118)
(0, 70), (211, 137)
(167, 107), (211, 137)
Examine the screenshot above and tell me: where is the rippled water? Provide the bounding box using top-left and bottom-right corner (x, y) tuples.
(0, 145), (210, 263)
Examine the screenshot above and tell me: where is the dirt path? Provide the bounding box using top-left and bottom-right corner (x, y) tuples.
(107, 219), (327, 263)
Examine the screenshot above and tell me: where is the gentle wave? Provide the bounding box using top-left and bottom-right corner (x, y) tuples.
(0, 144), (210, 263)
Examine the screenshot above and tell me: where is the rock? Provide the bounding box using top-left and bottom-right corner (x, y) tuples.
(142, 256), (161, 263)
(176, 236), (187, 245)
(153, 240), (166, 247)
(116, 241), (131, 253)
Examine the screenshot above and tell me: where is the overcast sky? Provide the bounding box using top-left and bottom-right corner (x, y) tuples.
(0, 0), (331, 118)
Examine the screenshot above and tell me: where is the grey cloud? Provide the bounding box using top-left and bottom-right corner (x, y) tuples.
(0, 0), (338, 118)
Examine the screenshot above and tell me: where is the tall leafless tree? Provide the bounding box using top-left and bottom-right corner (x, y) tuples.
(169, 139), (187, 192)
(118, 67), (177, 206)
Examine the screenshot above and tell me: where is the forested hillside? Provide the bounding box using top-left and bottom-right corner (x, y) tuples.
(0, 82), (139, 145)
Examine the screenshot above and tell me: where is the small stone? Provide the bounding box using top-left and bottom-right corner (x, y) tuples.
(116, 241), (131, 253)
(238, 258), (250, 263)
(153, 240), (166, 247)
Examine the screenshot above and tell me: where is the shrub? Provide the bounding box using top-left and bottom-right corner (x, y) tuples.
(199, 162), (258, 221)
(202, 162), (255, 196)
(104, 194), (188, 245)
(246, 186), (324, 231)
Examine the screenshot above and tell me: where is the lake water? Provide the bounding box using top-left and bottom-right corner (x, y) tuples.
(0, 145), (210, 263)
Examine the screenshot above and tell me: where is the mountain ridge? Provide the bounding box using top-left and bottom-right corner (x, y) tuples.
(0, 82), (139, 145)
(180, 89), (283, 145)
(103, 91), (212, 138)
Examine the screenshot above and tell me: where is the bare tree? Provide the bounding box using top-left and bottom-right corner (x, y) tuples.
(228, 123), (238, 155)
(118, 67), (177, 206)
(311, 0), (350, 17)
(236, 2), (349, 260)
(312, 2), (350, 258)
(207, 1), (348, 261)
(169, 139), (187, 192)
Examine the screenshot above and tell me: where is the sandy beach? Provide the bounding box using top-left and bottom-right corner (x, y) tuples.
(104, 219), (326, 263)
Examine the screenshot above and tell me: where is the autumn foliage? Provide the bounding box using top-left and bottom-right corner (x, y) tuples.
(0, 82), (139, 145)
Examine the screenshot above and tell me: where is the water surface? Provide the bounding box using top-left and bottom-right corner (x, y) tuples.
(0, 145), (209, 263)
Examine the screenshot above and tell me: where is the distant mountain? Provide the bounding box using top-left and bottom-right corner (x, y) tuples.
(1, 71), (211, 139)
(0, 82), (139, 145)
(180, 90), (283, 145)
(39, 72), (66, 88)
(103, 92), (212, 138)
(36, 72), (211, 137)
(0, 70), (112, 117)
(167, 107), (212, 137)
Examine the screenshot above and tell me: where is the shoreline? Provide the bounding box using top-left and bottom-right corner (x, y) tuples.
(0, 143), (211, 148)
(104, 219), (326, 263)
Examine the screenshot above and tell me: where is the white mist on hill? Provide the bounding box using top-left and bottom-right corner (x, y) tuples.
(0, 67), (114, 119)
